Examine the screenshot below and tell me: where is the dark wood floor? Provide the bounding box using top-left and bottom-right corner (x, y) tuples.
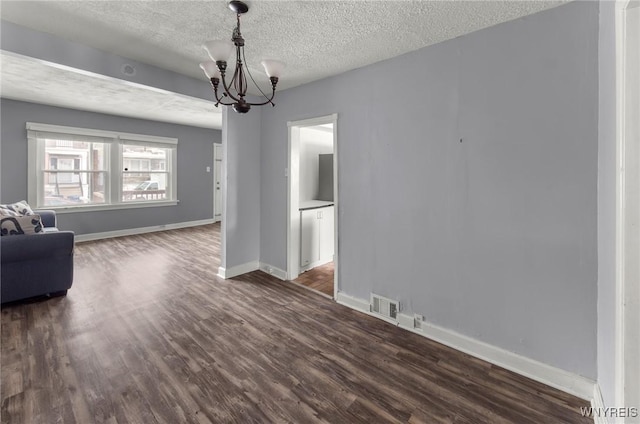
(294, 261), (334, 297)
(1, 223), (592, 423)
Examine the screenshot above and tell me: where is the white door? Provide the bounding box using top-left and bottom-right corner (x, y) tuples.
(214, 144), (223, 222)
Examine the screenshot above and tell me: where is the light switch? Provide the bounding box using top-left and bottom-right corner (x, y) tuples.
(206, 166), (211, 173)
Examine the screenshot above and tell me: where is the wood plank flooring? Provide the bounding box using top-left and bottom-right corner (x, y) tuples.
(1, 223), (592, 423)
(294, 261), (334, 297)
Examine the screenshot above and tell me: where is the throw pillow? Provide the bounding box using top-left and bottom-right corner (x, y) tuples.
(0, 200), (35, 216)
(0, 214), (43, 236)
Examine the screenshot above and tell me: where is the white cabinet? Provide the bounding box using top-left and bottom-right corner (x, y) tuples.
(300, 209), (320, 268)
(300, 205), (334, 270)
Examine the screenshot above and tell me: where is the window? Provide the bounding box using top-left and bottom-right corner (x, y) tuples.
(27, 123), (177, 212)
(121, 143), (170, 202)
(41, 137), (108, 206)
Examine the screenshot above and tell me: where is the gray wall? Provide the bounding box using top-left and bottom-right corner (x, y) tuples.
(0, 21), (222, 235)
(1, 99), (221, 234)
(259, 1), (598, 378)
(597, 0), (617, 408)
(221, 107), (261, 270)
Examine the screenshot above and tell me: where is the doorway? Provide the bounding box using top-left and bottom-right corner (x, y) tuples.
(287, 114), (338, 298)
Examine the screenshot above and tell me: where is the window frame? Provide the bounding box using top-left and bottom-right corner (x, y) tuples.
(27, 122), (178, 213)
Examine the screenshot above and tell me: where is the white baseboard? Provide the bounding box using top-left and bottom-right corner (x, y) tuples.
(336, 291), (402, 325)
(259, 262), (288, 280)
(75, 219), (215, 243)
(336, 292), (371, 312)
(336, 292), (596, 402)
(217, 267), (227, 279)
(397, 313), (595, 401)
(397, 313), (415, 329)
(219, 262), (287, 281)
(217, 260), (260, 279)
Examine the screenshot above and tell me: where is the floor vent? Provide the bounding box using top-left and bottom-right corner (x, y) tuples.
(370, 294), (399, 320)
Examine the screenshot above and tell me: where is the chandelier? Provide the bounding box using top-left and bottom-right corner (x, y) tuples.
(200, 0), (285, 114)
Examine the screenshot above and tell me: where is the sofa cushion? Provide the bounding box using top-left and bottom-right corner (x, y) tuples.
(0, 200), (35, 217)
(1, 214), (43, 236)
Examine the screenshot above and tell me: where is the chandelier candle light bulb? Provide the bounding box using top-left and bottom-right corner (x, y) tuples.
(199, 61), (221, 80)
(200, 0), (285, 114)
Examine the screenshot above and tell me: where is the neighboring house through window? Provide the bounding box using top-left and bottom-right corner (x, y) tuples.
(27, 122), (178, 211)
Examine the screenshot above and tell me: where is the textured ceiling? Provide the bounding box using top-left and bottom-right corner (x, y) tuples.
(1, 1), (568, 128)
(1, 52), (222, 129)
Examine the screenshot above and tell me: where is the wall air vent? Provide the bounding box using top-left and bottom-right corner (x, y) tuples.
(370, 293), (399, 320)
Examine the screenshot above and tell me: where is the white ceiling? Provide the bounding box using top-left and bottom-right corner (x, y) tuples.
(0, 1), (568, 129)
(1, 52), (223, 129)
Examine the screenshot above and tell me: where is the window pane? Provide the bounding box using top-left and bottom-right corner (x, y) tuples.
(45, 140), (107, 171)
(123, 145), (167, 169)
(43, 171), (107, 206)
(122, 173), (167, 202)
(42, 139), (108, 206)
(122, 144), (171, 202)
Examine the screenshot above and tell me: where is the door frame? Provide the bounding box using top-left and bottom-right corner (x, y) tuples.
(213, 143), (223, 223)
(615, 0), (639, 409)
(287, 114), (339, 299)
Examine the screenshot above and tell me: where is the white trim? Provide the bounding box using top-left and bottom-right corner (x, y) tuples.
(614, 1), (626, 408)
(591, 384), (610, 424)
(170, 147), (178, 201)
(287, 125), (301, 280)
(217, 267), (227, 279)
(74, 218), (214, 243)
(259, 262), (288, 280)
(336, 292), (596, 401)
(402, 318), (595, 401)
(287, 114), (339, 298)
(27, 130), (38, 206)
(615, 0), (640, 410)
(335, 292), (372, 314)
(26, 122), (178, 145)
(27, 122), (178, 210)
(335, 292), (407, 326)
(213, 143), (223, 223)
(49, 200), (179, 214)
(287, 114), (338, 129)
(397, 313), (415, 329)
(217, 260), (260, 280)
(331, 119), (339, 300)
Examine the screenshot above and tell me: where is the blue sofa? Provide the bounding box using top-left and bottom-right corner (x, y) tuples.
(1, 210), (74, 304)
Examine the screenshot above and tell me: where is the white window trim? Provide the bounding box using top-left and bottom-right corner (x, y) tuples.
(26, 122), (178, 211)
(26, 122), (178, 145)
(50, 200), (179, 214)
